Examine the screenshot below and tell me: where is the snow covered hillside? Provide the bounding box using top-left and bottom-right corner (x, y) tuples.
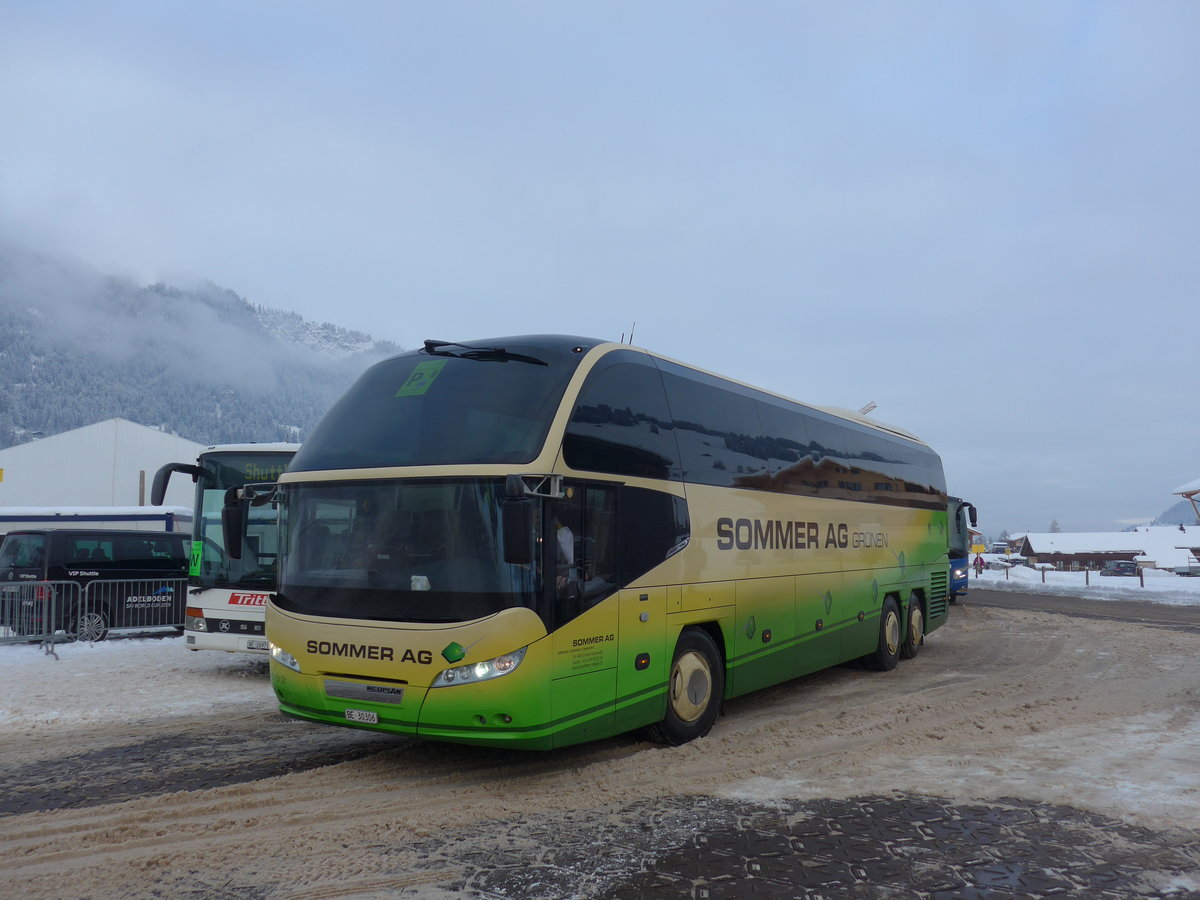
(0, 245), (401, 447)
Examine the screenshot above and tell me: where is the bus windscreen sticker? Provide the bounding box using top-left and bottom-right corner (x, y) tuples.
(189, 540), (203, 577)
(396, 360), (448, 397)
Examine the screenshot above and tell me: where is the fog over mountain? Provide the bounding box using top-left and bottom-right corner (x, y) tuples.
(1146, 500), (1199, 528)
(0, 245), (400, 448)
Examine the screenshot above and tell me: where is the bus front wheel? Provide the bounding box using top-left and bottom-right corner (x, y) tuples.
(865, 597), (901, 671)
(648, 627), (724, 746)
(899, 594), (923, 660)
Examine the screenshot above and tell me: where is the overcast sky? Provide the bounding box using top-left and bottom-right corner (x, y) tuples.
(1, 1), (1196, 536)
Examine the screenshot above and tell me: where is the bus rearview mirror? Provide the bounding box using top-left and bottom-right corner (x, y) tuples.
(222, 487), (247, 561)
(502, 500), (534, 565)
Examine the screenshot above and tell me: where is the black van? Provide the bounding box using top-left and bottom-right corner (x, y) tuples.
(0, 529), (189, 641)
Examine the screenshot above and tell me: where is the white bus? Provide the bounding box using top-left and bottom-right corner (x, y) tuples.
(153, 443), (298, 653)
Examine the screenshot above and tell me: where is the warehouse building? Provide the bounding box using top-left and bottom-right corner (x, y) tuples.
(0, 418), (203, 511)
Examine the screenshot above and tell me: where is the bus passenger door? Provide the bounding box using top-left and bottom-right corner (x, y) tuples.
(547, 484), (619, 748)
(613, 586), (667, 734)
(549, 603), (617, 748)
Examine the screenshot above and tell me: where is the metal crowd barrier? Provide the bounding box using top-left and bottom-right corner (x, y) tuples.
(0, 580), (81, 650)
(0, 578), (187, 647)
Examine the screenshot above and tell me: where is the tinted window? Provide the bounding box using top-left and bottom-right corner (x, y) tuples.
(98, 536), (185, 570)
(0, 533), (46, 571)
(564, 353), (682, 480)
(756, 399), (830, 496)
(291, 339), (591, 472)
(841, 424), (946, 507)
(658, 363), (767, 488)
(662, 364), (940, 508)
(277, 478), (540, 624)
(620, 487), (690, 584)
(65, 537), (116, 567)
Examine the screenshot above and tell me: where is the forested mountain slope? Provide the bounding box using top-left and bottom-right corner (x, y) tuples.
(0, 246), (400, 448)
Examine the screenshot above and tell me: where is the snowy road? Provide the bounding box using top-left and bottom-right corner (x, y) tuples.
(2, 593), (1199, 898)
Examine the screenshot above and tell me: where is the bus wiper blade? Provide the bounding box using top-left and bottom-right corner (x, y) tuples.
(422, 339), (547, 366)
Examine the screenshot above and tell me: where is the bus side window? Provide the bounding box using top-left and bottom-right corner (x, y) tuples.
(619, 488), (690, 584)
(581, 486), (619, 602)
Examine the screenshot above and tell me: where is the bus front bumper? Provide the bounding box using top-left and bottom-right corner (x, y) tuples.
(269, 659), (559, 750)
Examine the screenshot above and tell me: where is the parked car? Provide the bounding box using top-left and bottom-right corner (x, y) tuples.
(1099, 560), (1139, 577)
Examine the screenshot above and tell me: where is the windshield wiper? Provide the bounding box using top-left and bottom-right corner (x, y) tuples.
(237, 573), (276, 588)
(422, 339), (547, 366)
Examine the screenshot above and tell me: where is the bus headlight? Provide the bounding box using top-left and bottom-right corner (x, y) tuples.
(184, 607), (207, 632)
(953, 567), (966, 579)
(270, 642), (302, 673)
(431, 646), (527, 688)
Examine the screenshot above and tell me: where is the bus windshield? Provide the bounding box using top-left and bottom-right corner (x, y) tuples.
(276, 478), (540, 623)
(192, 451), (293, 590)
(288, 337), (594, 473)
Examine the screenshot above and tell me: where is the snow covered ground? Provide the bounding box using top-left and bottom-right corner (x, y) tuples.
(972, 561), (1200, 606)
(3, 574), (1199, 898)
(0, 632), (272, 734)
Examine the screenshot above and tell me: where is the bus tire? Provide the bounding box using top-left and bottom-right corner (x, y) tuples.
(865, 597), (901, 671)
(899, 594), (923, 660)
(74, 605), (110, 642)
(647, 627), (724, 746)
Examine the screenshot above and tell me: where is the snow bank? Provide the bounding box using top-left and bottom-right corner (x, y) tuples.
(972, 565), (1200, 606)
(0, 635), (271, 734)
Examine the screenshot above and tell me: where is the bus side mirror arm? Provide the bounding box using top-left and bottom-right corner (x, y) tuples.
(506, 473), (564, 499)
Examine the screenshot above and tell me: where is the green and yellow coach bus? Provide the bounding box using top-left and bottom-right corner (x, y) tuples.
(261, 335), (952, 749)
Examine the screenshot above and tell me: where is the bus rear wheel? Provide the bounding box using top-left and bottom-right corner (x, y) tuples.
(647, 627), (724, 746)
(865, 597), (901, 671)
(900, 594), (923, 660)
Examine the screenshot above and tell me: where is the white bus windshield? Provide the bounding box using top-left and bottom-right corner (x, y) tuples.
(191, 452), (292, 590)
